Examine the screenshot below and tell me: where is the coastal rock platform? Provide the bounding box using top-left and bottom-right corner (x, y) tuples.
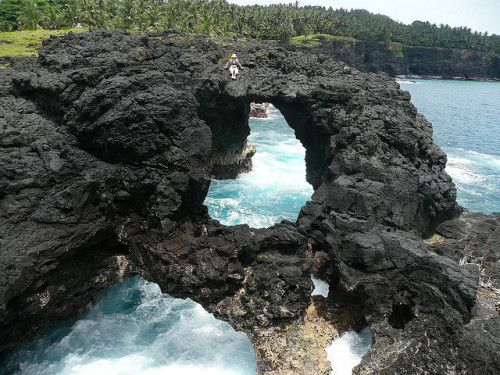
(0, 31), (498, 374)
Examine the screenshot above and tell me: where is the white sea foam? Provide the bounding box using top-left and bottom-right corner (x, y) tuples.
(42, 356), (244, 375)
(5, 277), (257, 375)
(396, 80), (421, 84)
(326, 327), (372, 375)
(442, 147), (500, 213)
(446, 165), (483, 185)
(446, 150), (499, 187)
(446, 148), (500, 168)
(311, 277), (329, 297)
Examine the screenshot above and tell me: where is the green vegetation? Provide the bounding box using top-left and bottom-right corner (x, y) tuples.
(291, 34), (357, 45)
(0, 28), (85, 56)
(0, 0), (498, 55)
(388, 42), (404, 58)
(290, 34), (320, 45)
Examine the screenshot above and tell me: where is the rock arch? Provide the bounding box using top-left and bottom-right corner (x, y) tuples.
(1, 31), (497, 374)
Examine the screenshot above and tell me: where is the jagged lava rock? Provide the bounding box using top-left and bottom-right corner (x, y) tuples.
(0, 31), (498, 374)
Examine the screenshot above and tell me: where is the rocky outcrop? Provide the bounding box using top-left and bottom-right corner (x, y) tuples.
(433, 211), (500, 290)
(209, 140), (256, 179)
(250, 102), (269, 118)
(293, 37), (500, 79)
(0, 30), (498, 374)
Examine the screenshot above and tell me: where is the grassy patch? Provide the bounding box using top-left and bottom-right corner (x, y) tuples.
(0, 28), (87, 57)
(423, 234), (445, 244)
(291, 34), (358, 45)
(290, 34), (319, 45)
(211, 38), (232, 46)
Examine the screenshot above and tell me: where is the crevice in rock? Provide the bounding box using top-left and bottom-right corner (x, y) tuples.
(327, 286), (369, 333)
(388, 301), (414, 329)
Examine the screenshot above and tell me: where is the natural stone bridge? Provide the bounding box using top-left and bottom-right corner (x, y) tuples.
(0, 31), (498, 374)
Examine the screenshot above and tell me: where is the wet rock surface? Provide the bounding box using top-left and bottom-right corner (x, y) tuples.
(0, 31), (498, 374)
(433, 211), (500, 290)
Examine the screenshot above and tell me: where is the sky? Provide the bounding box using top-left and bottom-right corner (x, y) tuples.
(228, 0), (500, 35)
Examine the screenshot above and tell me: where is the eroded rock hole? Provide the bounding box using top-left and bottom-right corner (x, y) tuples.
(204, 104), (313, 228)
(388, 302), (414, 329)
(314, 286), (373, 375)
(0, 276), (257, 374)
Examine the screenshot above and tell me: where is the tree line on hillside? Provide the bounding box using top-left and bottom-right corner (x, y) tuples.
(1, 0), (499, 54)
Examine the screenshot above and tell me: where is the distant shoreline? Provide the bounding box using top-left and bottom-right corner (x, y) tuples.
(395, 75), (499, 82)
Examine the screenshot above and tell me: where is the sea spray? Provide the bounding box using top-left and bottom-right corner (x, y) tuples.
(1, 107), (316, 375)
(207, 107), (375, 375)
(326, 327), (373, 375)
(7, 79), (495, 374)
(311, 277), (329, 298)
(0, 277), (257, 375)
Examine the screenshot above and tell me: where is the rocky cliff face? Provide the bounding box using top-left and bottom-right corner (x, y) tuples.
(298, 37), (500, 79)
(0, 31), (498, 374)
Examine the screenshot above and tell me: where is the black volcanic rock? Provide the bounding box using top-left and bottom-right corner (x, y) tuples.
(0, 31), (498, 374)
(433, 211), (500, 290)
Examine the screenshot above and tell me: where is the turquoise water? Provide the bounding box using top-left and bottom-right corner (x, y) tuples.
(0, 106), (311, 375)
(2, 80), (498, 375)
(0, 277), (256, 375)
(204, 105), (314, 228)
(397, 79), (500, 214)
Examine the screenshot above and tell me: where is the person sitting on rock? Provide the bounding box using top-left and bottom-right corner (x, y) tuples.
(225, 54), (243, 80)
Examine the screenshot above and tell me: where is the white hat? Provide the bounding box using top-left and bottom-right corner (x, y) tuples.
(232, 54), (237, 57)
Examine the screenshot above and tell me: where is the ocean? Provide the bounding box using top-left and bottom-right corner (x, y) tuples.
(1, 79), (498, 375)
(397, 79), (500, 213)
(204, 106), (313, 228)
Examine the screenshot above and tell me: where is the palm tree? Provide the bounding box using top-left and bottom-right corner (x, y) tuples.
(0, 20), (15, 32)
(78, 0), (97, 27)
(161, 9), (177, 30)
(17, 0), (43, 30)
(43, 6), (64, 30)
(120, 0), (136, 29)
(64, 1), (80, 27)
(145, 4), (163, 30)
(94, 8), (109, 29)
(106, 0), (120, 20)
(199, 13), (213, 34)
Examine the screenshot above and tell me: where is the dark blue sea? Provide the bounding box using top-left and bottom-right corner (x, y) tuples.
(397, 79), (500, 213)
(1, 80), (498, 375)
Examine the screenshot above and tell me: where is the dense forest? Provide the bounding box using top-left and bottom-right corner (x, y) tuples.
(1, 0), (499, 54)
